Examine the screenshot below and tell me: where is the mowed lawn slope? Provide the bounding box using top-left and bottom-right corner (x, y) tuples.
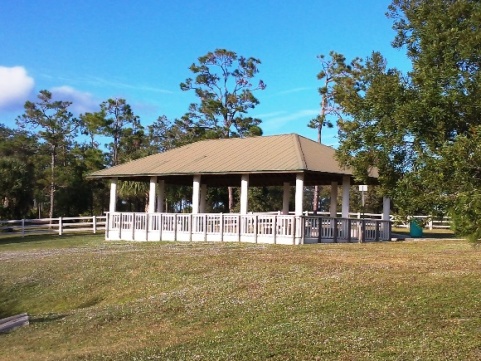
(0, 235), (480, 360)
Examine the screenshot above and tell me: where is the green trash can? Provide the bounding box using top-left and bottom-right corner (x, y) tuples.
(410, 220), (423, 237)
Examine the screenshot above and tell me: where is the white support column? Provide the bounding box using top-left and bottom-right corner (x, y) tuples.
(330, 181), (338, 218)
(200, 184), (207, 213)
(240, 175), (249, 215)
(282, 182), (290, 215)
(148, 176), (157, 213)
(156, 180), (165, 212)
(192, 175), (201, 214)
(342, 176), (350, 218)
(109, 178), (118, 213)
(295, 173), (304, 216)
(382, 197), (391, 221)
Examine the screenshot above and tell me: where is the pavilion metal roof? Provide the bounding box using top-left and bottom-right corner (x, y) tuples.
(88, 134), (376, 186)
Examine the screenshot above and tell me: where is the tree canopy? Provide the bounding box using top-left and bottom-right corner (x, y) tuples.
(180, 48), (265, 139)
(334, 0), (481, 241)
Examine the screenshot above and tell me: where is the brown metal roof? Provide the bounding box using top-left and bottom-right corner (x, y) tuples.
(89, 134), (376, 186)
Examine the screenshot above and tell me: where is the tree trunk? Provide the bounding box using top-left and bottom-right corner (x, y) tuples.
(312, 123), (324, 214)
(49, 145), (56, 220)
(228, 186), (234, 212)
(313, 185), (319, 213)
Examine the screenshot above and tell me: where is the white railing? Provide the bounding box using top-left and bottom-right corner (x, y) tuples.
(306, 211), (451, 230)
(106, 212), (391, 244)
(303, 216), (391, 243)
(0, 216), (106, 238)
(107, 212), (302, 244)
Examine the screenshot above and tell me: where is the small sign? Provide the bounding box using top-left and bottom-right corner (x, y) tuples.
(359, 185), (368, 192)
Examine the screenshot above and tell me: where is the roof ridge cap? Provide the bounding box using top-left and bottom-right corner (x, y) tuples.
(292, 134), (307, 170)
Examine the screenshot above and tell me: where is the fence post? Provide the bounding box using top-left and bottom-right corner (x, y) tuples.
(58, 217), (63, 236)
(93, 216), (97, 234)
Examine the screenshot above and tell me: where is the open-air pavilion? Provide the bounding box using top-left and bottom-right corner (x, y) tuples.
(89, 134), (391, 244)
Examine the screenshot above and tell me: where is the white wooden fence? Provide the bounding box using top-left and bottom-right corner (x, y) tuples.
(0, 216), (106, 237)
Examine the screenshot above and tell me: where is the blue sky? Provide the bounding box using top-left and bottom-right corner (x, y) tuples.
(1, 0), (408, 147)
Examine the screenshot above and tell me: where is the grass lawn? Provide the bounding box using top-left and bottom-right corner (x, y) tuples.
(0, 234), (480, 360)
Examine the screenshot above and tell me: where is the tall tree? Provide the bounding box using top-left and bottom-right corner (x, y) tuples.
(0, 125), (37, 219)
(82, 98), (142, 166)
(335, 0), (481, 241)
(309, 52), (361, 143)
(17, 90), (80, 219)
(309, 52), (361, 212)
(180, 49), (266, 211)
(180, 49), (266, 139)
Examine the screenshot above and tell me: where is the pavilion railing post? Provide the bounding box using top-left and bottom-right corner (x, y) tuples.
(347, 218), (352, 243)
(105, 213), (109, 240)
(146, 213), (149, 241)
(254, 215), (258, 244)
(174, 214), (178, 241)
(189, 214), (193, 242)
(388, 220), (392, 241)
(273, 215), (277, 245)
(203, 214), (207, 242)
(360, 219), (366, 243)
(132, 213), (135, 241)
(318, 217), (323, 243)
(119, 213), (122, 240)
(159, 213), (163, 241)
(375, 220), (380, 242)
(301, 216), (305, 244)
(292, 216), (296, 245)
(333, 218), (338, 243)
(220, 213), (224, 242)
(238, 214), (241, 242)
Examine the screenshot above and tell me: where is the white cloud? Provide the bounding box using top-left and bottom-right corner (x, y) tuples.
(50, 86), (99, 115)
(276, 87), (312, 96)
(0, 66), (35, 110)
(261, 109), (319, 132)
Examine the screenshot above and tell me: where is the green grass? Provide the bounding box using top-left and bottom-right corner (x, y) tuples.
(1, 234), (480, 360)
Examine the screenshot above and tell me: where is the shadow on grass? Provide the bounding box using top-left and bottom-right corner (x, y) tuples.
(392, 229), (459, 239)
(0, 233), (64, 246)
(30, 313), (68, 323)
(0, 233), (104, 249)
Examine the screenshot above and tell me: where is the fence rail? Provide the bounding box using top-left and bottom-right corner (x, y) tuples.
(0, 216), (106, 237)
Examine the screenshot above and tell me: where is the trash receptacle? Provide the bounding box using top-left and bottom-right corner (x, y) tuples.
(410, 220), (423, 237)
